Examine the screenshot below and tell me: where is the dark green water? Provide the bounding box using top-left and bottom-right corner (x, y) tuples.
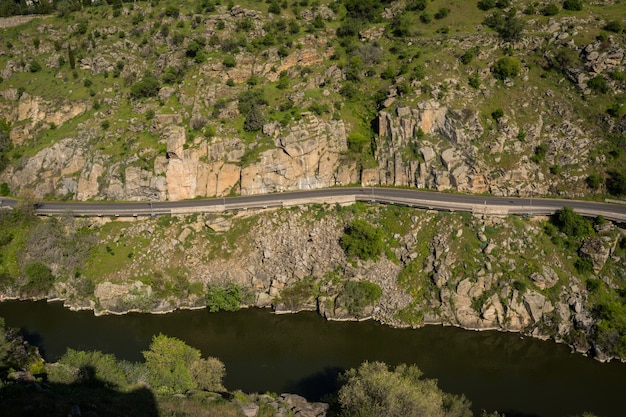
(0, 300), (624, 417)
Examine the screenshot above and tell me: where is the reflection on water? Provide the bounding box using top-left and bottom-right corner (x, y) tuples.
(0, 300), (624, 417)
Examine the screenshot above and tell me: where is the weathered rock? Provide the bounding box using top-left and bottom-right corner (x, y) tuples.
(529, 266), (559, 290)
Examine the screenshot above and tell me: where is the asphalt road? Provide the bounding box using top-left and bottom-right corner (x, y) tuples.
(1, 188), (625, 222)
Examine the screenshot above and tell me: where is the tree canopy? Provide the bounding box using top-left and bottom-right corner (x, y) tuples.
(338, 361), (472, 417)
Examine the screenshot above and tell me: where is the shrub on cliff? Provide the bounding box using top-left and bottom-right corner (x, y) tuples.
(130, 75), (160, 99)
(206, 283), (247, 312)
(492, 56), (521, 80)
(340, 219), (384, 261)
(339, 280), (382, 317)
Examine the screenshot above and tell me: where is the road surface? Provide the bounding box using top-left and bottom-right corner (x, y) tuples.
(1, 188), (625, 222)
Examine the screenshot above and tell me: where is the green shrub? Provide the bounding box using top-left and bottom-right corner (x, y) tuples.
(586, 174), (602, 190)
(22, 262), (54, 295)
(277, 277), (317, 311)
(468, 73), (481, 89)
(554, 206), (594, 240)
(340, 219), (384, 261)
(477, 0), (495, 11)
(531, 143), (548, 163)
(48, 349), (129, 388)
(491, 108), (504, 121)
(588, 75), (609, 94)
(606, 170), (626, 196)
(29, 61), (42, 73)
(143, 334), (197, 394)
(130, 75), (160, 99)
(340, 280), (382, 316)
(434, 8), (450, 20)
(243, 105), (265, 131)
(604, 20), (623, 34)
(0, 182), (9, 196)
(206, 283), (245, 312)
(563, 0), (583, 11)
(541, 3), (559, 16)
(492, 56), (521, 80)
(575, 257), (594, 274)
(338, 362), (472, 417)
(164, 5), (179, 17)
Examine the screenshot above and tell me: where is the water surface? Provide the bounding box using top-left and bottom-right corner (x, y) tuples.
(0, 300), (624, 417)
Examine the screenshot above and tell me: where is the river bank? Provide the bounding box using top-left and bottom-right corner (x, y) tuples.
(2, 203), (626, 362)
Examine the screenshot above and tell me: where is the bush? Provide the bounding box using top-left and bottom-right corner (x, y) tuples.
(588, 75), (609, 94)
(29, 61), (42, 73)
(575, 257), (594, 274)
(492, 56), (521, 80)
(206, 283), (245, 312)
(468, 73), (481, 89)
(340, 219), (384, 261)
(130, 75), (160, 99)
(243, 105), (265, 131)
(48, 349), (129, 388)
(541, 3), (559, 16)
(338, 362), (473, 417)
(586, 174), (602, 190)
(563, 0), (583, 11)
(0, 182), (9, 196)
(554, 206), (594, 240)
(434, 8), (450, 20)
(164, 5), (179, 17)
(22, 262), (54, 295)
(606, 170), (626, 196)
(340, 280), (382, 316)
(531, 143), (548, 163)
(604, 20), (623, 34)
(477, 0), (496, 11)
(491, 108), (504, 121)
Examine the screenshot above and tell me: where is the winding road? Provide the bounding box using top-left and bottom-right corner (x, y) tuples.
(1, 188), (626, 222)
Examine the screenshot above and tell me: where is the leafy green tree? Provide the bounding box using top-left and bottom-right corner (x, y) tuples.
(338, 361), (472, 417)
(143, 334), (200, 394)
(340, 219), (384, 261)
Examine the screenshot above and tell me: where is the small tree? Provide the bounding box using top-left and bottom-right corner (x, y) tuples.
(338, 362), (472, 417)
(145, 339), (194, 393)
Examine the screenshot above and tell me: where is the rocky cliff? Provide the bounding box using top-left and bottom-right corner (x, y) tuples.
(1, 1), (625, 201)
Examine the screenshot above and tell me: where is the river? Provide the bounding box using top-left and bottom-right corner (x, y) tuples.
(0, 300), (624, 417)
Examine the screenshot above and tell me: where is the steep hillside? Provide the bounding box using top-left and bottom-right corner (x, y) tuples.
(0, 0), (625, 200)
